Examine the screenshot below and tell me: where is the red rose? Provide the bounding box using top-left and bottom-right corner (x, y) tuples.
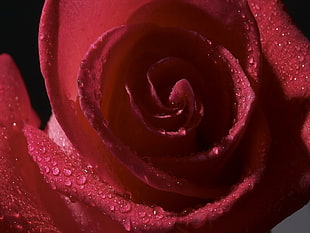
(0, 0), (309, 232)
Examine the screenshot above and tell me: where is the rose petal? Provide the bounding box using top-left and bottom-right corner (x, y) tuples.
(128, 0), (261, 86)
(39, 0), (261, 199)
(248, 0), (310, 99)
(39, 0), (154, 179)
(248, 0), (310, 151)
(45, 114), (221, 212)
(0, 54), (60, 232)
(78, 23), (257, 199)
(23, 123), (277, 233)
(23, 124), (177, 233)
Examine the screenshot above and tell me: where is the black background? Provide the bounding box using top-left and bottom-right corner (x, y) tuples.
(0, 0), (309, 125)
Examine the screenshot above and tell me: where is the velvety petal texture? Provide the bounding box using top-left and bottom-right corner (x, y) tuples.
(0, 0), (309, 232)
(0, 54), (59, 232)
(39, 1), (261, 196)
(35, 0), (310, 232)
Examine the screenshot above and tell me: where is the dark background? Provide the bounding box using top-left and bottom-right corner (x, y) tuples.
(0, 0), (309, 125)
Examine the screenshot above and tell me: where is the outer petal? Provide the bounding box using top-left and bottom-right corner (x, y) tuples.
(246, 0), (310, 230)
(248, 0), (310, 154)
(248, 0), (309, 99)
(0, 54), (59, 232)
(24, 116), (310, 233)
(39, 0), (153, 173)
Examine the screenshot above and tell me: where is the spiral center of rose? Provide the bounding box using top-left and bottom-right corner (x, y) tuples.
(78, 23), (255, 160)
(125, 56), (204, 136)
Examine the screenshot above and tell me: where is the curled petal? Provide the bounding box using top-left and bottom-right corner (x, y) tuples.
(23, 123), (279, 233)
(23, 124), (177, 233)
(248, 0), (310, 99)
(0, 54), (60, 233)
(78, 22), (258, 199)
(39, 0), (261, 195)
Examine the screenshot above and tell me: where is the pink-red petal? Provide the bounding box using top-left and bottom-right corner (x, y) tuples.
(0, 54), (60, 232)
(248, 0), (310, 99)
(39, 0), (261, 196)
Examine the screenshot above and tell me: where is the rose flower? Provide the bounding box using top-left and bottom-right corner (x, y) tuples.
(0, 0), (309, 232)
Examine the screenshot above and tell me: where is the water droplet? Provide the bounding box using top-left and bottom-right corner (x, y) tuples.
(76, 175), (87, 185)
(65, 180), (72, 187)
(177, 127), (186, 136)
(253, 4), (260, 10)
(122, 219), (131, 231)
(52, 167), (60, 176)
(77, 79), (84, 88)
(12, 212), (20, 218)
(248, 56), (254, 64)
(39, 147), (46, 154)
(15, 224), (23, 230)
(44, 166), (50, 174)
(139, 211), (146, 218)
(44, 156), (51, 162)
(298, 55), (305, 62)
(63, 168), (72, 176)
(110, 205), (115, 211)
(212, 147), (220, 155)
(120, 203), (132, 213)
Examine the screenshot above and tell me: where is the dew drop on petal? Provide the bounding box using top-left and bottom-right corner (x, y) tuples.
(39, 147), (46, 154)
(122, 219), (131, 231)
(15, 224), (23, 230)
(254, 4), (260, 10)
(298, 55), (305, 62)
(76, 175), (87, 185)
(139, 211), (146, 218)
(52, 167), (60, 176)
(120, 202), (132, 213)
(63, 168), (72, 176)
(65, 180), (72, 187)
(212, 147), (220, 155)
(44, 166), (50, 174)
(12, 212), (20, 218)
